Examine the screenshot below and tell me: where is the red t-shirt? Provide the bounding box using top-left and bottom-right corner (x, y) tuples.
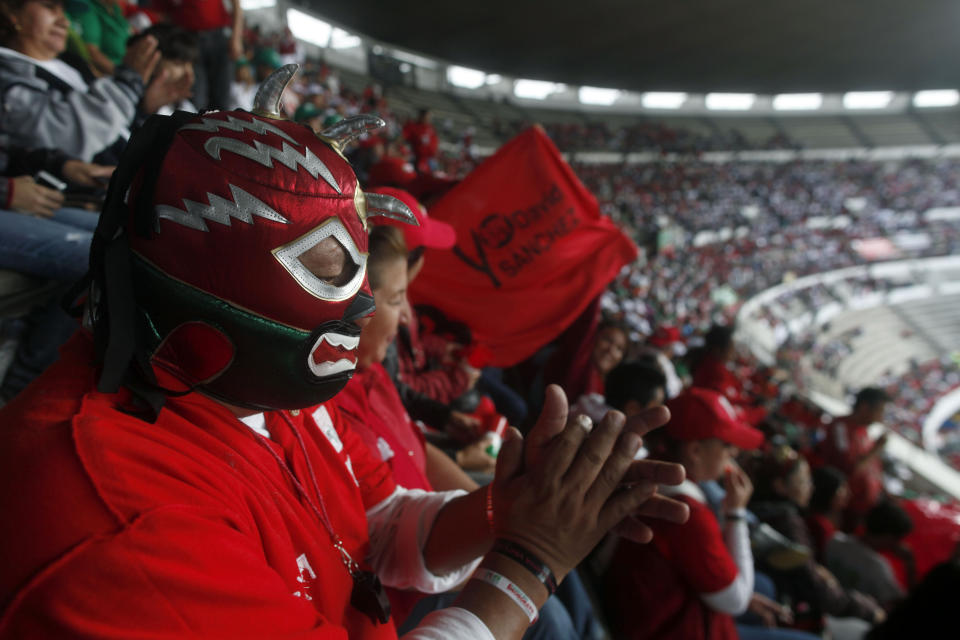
(605, 493), (739, 640)
(816, 418), (883, 514)
(152, 0), (232, 31)
(401, 122), (438, 161)
(0, 332), (398, 638)
(332, 363), (431, 493)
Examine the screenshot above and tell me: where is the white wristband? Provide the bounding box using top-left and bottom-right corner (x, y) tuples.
(473, 568), (539, 624)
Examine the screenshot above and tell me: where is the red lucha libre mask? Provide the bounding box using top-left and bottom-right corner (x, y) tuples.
(116, 65), (417, 411)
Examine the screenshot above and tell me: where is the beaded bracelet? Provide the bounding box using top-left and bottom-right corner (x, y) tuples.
(484, 484), (495, 534)
(491, 538), (558, 595)
(473, 568), (538, 624)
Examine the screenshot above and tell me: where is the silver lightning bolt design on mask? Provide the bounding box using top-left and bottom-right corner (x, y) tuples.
(204, 137), (342, 194)
(181, 114), (299, 145)
(156, 183), (290, 232)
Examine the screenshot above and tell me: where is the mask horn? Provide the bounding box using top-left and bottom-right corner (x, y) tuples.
(320, 115), (386, 149)
(366, 193), (419, 226)
(253, 64), (299, 118)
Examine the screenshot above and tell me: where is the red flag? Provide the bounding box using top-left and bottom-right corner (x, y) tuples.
(409, 126), (637, 367)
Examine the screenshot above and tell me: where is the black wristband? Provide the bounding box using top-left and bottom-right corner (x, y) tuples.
(491, 538), (558, 595)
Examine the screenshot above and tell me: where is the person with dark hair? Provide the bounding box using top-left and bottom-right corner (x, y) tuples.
(127, 22), (198, 114)
(690, 323), (766, 425)
(815, 387), (890, 531)
(749, 446), (884, 634)
(605, 361), (668, 416)
(806, 466), (849, 561)
(150, 0), (243, 111)
(825, 500), (911, 609)
(0, 66), (689, 639)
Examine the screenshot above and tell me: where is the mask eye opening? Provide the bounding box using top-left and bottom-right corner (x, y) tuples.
(272, 219), (368, 301)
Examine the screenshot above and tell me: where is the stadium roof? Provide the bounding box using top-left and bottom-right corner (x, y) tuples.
(307, 0), (960, 94)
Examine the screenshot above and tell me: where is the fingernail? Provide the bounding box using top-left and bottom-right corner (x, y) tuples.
(575, 414), (593, 433)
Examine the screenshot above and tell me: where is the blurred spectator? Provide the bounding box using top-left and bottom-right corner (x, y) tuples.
(0, 0), (174, 162)
(228, 58), (254, 110)
(403, 108), (438, 174)
(67, 0), (129, 76)
(0, 143), (113, 400)
(825, 500), (912, 609)
(128, 22), (197, 115)
(605, 388), (764, 639)
(815, 387), (890, 531)
(150, 0), (242, 110)
(806, 466), (850, 561)
(749, 446), (885, 633)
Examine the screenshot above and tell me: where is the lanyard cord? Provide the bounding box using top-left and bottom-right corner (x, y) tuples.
(249, 411), (361, 577)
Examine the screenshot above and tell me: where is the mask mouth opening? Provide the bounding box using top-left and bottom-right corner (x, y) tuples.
(308, 331), (359, 377)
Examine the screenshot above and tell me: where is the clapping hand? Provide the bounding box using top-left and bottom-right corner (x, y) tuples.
(489, 385), (689, 580)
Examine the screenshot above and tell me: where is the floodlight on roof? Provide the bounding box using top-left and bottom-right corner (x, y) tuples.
(843, 91), (893, 109)
(514, 79), (563, 100)
(705, 93), (756, 110)
(286, 9), (332, 47)
(448, 66), (486, 89)
(773, 93), (822, 110)
(579, 86), (621, 105)
(329, 28), (361, 49)
(241, 0), (276, 9)
(913, 90), (960, 108)
(641, 92), (687, 109)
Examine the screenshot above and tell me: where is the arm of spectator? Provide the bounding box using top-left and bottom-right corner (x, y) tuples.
(701, 517), (753, 615)
(427, 442), (481, 491)
(853, 432), (889, 473)
(6, 176), (64, 217)
(2, 57), (147, 161)
(61, 160), (115, 187)
(701, 462), (754, 615)
(229, 2), (244, 60)
(4, 145), (69, 178)
(84, 42), (116, 77)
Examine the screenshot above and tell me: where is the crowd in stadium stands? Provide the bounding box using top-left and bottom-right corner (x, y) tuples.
(2, 2), (960, 639)
(490, 120), (799, 155)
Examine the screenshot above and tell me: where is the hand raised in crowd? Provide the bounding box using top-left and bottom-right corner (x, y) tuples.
(61, 160), (114, 187)
(747, 592), (793, 628)
(141, 67), (195, 115)
(10, 176), (64, 218)
(722, 460), (754, 512)
(122, 35), (161, 84)
(489, 385), (688, 581)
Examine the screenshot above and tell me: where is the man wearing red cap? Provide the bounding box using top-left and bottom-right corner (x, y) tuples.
(605, 388), (765, 640)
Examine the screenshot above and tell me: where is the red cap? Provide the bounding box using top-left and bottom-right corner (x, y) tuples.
(649, 326), (682, 347)
(665, 388), (764, 450)
(368, 187), (456, 250)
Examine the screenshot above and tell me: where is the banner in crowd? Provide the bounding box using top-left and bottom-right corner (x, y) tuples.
(410, 126), (638, 367)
